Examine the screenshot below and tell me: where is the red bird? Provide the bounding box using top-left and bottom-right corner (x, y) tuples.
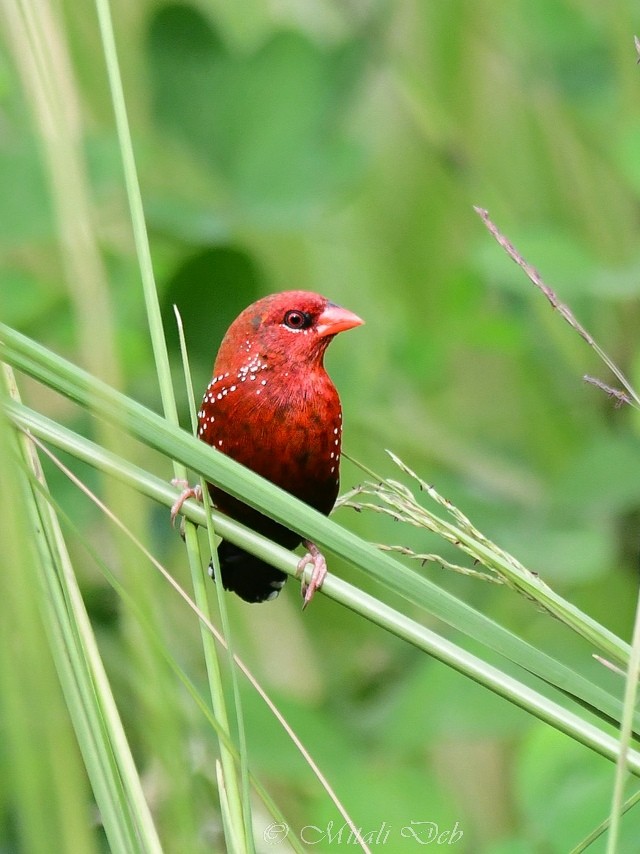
(192, 291), (363, 605)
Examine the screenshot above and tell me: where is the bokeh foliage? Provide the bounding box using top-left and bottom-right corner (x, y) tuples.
(3, 0), (640, 850)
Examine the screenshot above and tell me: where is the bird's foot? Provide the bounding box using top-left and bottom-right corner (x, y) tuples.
(170, 479), (203, 528)
(296, 541), (327, 610)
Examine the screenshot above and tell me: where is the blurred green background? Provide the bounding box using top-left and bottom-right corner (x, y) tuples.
(4, 1), (640, 851)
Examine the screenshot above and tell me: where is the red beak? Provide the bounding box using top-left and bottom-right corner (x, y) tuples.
(316, 304), (364, 338)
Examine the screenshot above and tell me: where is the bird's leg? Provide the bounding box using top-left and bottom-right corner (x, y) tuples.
(296, 541), (328, 609)
(170, 479), (203, 527)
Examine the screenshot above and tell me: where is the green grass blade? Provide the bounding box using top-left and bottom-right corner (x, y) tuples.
(172, 307), (251, 850)
(3, 390), (631, 745)
(6, 396), (640, 778)
(2, 371), (161, 853)
(173, 305), (255, 852)
(606, 589), (640, 852)
(0, 415), (101, 853)
(93, 0), (177, 425)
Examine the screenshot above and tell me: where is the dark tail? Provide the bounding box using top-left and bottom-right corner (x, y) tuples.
(210, 540), (287, 603)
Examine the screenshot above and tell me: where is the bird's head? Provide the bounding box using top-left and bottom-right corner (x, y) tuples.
(215, 291), (364, 373)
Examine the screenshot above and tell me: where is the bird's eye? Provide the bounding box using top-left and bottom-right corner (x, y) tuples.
(284, 310), (312, 330)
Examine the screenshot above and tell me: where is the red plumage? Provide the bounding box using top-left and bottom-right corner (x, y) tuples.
(197, 290), (363, 603)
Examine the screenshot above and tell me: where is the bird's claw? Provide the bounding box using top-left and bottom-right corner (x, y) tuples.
(296, 541), (327, 610)
(170, 479), (202, 528)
